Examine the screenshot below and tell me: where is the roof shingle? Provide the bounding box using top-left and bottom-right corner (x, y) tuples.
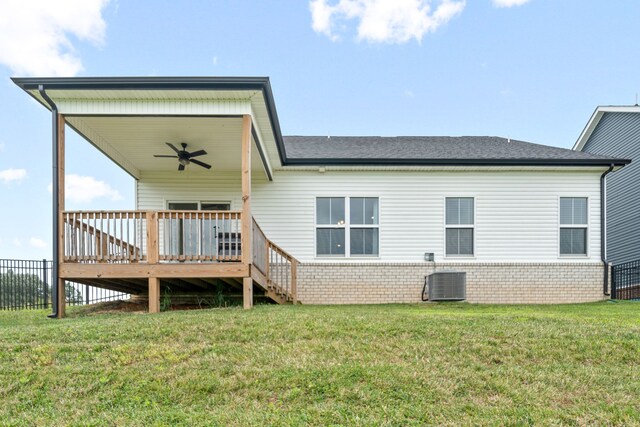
(282, 136), (628, 166)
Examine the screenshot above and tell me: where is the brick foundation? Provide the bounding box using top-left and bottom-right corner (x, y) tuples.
(297, 262), (607, 304)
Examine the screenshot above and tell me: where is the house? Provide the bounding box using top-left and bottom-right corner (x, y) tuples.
(12, 76), (630, 317)
(573, 106), (640, 265)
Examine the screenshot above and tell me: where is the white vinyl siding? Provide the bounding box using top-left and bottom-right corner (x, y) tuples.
(137, 169), (602, 263)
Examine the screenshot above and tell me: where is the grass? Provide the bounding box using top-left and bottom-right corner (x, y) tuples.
(0, 302), (639, 426)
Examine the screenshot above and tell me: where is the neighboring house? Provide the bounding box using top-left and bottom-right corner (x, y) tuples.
(574, 106), (640, 265)
(12, 77), (630, 316)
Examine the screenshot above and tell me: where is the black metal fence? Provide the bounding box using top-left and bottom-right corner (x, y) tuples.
(612, 259), (640, 300)
(0, 259), (129, 310)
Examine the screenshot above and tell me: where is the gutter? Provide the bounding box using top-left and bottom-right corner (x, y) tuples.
(283, 157), (631, 168)
(601, 164), (615, 296)
(38, 85), (60, 319)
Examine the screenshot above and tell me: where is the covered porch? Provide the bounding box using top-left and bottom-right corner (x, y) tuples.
(12, 77), (298, 317)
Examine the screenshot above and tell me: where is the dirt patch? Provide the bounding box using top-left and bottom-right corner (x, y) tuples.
(69, 300), (224, 316)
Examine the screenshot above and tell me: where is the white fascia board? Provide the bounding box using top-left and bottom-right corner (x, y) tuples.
(250, 105), (274, 179)
(573, 105), (640, 151)
(54, 98), (253, 116)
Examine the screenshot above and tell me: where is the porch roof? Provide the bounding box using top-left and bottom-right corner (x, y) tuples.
(11, 76), (286, 179)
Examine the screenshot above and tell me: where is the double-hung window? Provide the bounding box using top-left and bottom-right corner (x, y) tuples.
(559, 197), (588, 256)
(445, 197), (474, 256)
(316, 197), (379, 257)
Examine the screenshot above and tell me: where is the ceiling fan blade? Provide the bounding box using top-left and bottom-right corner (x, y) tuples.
(154, 154), (178, 158)
(188, 150), (207, 158)
(166, 142), (181, 154)
(190, 159), (212, 170)
(178, 164), (185, 171)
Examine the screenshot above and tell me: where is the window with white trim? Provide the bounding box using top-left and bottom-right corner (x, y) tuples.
(316, 197), (379, 257)
(559, 197), (588, 255)
(445, 197), (474, 256)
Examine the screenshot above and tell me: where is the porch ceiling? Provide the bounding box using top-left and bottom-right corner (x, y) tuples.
(65, 115), (267, 178)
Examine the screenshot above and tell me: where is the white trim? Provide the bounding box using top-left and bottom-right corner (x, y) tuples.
(443, 196), (476, 259)
(573, 105), (640, 151)
(249, 110), (274, 179)
(557, 196), (590, 258)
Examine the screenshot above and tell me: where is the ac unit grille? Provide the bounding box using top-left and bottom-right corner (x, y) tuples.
(428, 271), (466, 301)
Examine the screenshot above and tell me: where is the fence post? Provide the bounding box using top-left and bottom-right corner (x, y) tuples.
(85, 284), (90, 305)
(611, 264), (617, 300)
(42, 259), (49, 309)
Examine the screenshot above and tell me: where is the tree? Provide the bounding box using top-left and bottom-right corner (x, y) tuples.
(65, 283), (83, 305)
(0, 270), (50, 309)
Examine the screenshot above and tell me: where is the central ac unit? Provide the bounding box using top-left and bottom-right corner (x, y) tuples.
(428, 271), (466, 301)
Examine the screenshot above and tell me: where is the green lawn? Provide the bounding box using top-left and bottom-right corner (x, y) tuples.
(0, 302), (639, 426)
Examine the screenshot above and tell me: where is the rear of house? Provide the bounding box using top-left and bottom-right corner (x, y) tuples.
(12, 77), (630, 314)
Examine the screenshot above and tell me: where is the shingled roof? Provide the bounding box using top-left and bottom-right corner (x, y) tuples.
(282, 136), (630, 167)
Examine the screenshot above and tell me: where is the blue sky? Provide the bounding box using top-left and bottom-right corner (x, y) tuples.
(0, 0), (639, 260)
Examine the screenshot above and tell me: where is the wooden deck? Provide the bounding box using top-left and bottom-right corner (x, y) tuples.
(47, 112), (284, 317)
(60, 209), (298, 309)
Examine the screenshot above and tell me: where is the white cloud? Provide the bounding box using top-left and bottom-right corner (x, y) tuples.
(48, 174), (122, 203)
(310, 0), (465, 44)
(212, 56), (218, 66)
(13, 238), (22, 248)
(0, 0), (110, 76)
(492, 0), (531, 7)
(29, 237), (47, 249)
(403, 89), (415, 98)
(0, 168), (27, 184)
(0, 143), (5, 152)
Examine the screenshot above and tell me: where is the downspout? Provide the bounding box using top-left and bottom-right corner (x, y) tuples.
(601, 164), (615, 296)
(38, 85), (60, 318)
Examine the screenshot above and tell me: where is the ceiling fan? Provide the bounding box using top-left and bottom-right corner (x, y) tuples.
(153, 142), (212, 171)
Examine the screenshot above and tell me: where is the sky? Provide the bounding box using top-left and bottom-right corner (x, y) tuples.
(0, 0), (639, 260)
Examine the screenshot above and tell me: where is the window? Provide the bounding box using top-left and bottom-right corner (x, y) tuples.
(166, 201), (231, 257)
(559, 197), (588, 255)
(316, 197), (379, 257)
(445, 197), (474, 256)
(350, 197), (379, 256)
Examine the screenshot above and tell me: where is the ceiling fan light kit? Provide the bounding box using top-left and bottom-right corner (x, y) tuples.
(153, 142), (212, 171)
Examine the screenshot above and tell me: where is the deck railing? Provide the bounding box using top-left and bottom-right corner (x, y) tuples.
(251, 217), (298, 303)
(158, 210), (242, 262)
(252, 218), (268, 275)
(63, 210), (298, 303)
(63, 211), (147, 263)
(63, 210), (242, 263)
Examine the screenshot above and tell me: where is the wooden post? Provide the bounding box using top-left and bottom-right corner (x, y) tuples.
(243, 276), (253, 309)
(146, 211), (160, 314)
(57, 114), (66, 318)
(291, 259), (298, 304)
(146, 211), (158, 264)
(148, 277), (160, 313)
(241, 115), (253, 308)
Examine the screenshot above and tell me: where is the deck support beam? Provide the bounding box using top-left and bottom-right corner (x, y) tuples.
(148, 277), (160, 313)
(243, 277), (253, 309)
(241, 114), (253, 309)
